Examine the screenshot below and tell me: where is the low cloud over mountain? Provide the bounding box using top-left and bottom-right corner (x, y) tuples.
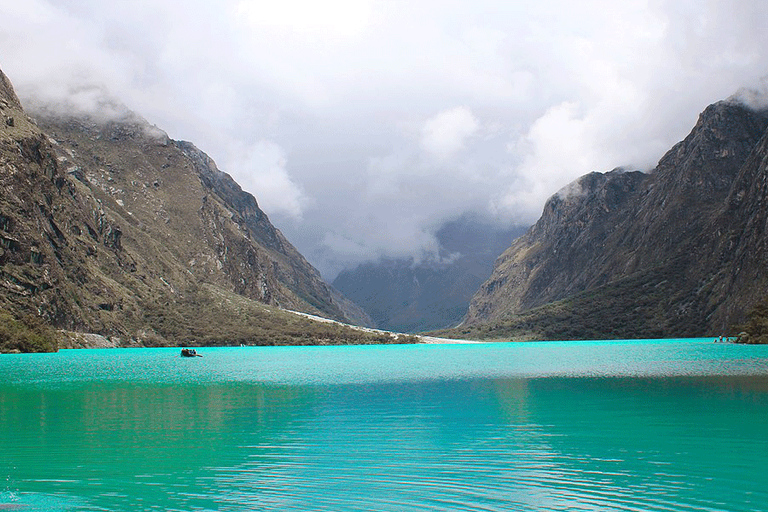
(3, 0), (768, 278)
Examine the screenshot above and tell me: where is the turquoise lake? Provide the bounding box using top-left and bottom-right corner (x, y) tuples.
(2, 339), (768, 511)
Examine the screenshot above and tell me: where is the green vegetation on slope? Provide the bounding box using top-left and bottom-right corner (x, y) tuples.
(736, 302), (768, 344)
(0, 309), (58, 353)
(137, 284), (418, 347)
(435, 259), (721, 341)
(1, 284), (418, 353)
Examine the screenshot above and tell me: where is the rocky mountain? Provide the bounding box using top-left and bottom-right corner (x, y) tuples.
(333, 216), (525, 332)
(0, 67), (390, 350)
(455, 98), (768, 340)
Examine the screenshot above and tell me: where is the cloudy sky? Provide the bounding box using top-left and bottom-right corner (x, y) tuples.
(1, 0), (768, 278)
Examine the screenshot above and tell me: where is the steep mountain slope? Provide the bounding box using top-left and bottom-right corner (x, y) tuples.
(459, 99), (768, 340)
(705, 121), (768, 340)
(0, 67), (383, 348)
(333, 217), (525, 332)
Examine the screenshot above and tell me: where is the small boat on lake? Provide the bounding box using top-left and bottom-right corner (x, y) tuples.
(181, 348), (202, 357)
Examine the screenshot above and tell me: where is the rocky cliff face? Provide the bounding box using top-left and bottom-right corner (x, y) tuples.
(0, 67), (362, 345)
(707, 120), (768, 334)
(463, 99), (768, 339)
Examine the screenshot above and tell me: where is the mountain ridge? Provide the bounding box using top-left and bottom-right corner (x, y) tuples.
(456, 98), (768, 340)
(0, 67), (386, 350)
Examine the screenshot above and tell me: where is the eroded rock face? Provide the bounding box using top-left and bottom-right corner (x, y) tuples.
(0, 66), (354, 341)
(466, 100), (768, 338)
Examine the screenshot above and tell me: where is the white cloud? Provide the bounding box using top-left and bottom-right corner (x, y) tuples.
(2, 0), (768, 277)
(421, 107), (479, 160)
(223, 140), (307, 221)
(234, 0), (372, 37)
(732, 77), (768, 111)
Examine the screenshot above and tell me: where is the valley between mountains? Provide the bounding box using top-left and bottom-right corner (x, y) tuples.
(3, 64), (768, 351)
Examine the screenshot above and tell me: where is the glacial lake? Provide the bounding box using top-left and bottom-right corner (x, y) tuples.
(2, 339), (768, 512)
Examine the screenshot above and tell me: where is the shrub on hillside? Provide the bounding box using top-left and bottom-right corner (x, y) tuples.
(0, 310), (58, 353)
(740, 303), (768, 344)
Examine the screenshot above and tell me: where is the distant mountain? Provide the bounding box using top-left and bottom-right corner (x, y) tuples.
(0, 67), (390, 350)
(453, 99), (768, 341)
(333, 216), (526, 332)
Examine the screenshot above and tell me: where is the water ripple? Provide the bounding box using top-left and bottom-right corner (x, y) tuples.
(2, 341), (768, 511)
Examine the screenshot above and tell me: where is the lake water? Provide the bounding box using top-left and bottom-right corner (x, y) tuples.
(2, 339), (768, 511)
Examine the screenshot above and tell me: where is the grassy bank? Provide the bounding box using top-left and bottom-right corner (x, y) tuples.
(0, 310), (58, 353)
(135, 284), (420, 347)
(2, 284), (420, 352)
